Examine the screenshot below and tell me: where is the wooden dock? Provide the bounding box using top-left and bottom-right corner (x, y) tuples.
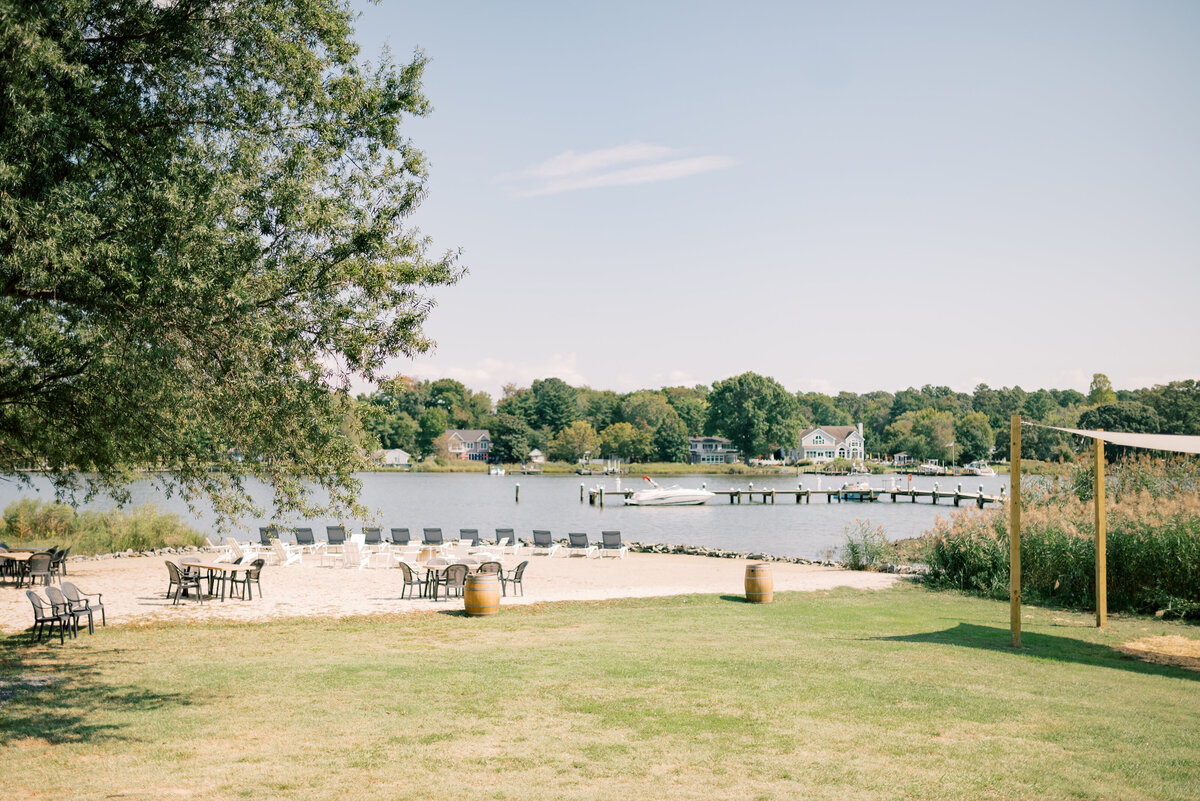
(586, 486), (1004, 508)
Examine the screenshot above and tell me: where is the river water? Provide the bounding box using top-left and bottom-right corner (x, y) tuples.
(0, 471), (1009, 560)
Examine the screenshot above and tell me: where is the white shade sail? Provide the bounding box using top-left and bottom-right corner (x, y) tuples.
(1026, 423), (1200, 455)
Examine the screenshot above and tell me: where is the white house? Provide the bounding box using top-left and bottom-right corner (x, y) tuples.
(379, 448), (410, 467)
(786, 424), (866, 464)
(446, 429), (492, 461)
(688, 436), (739, 464)
(527, 448), (545, 464)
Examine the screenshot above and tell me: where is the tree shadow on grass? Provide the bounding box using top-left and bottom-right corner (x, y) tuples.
(0, 633), (193, 745)
(874, 622), (1200, 683)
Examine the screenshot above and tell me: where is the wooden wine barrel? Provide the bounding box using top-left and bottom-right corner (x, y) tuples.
(464, 573), (501, 617)
(744, 563), (774, 604)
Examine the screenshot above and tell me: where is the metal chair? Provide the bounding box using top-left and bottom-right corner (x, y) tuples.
(423, 528), (445, 546)
(502, 561), (529, 597)
(600, 530), (627, 558)
(476, 561), (502, 578)
(165, 560), (203, 604)
(530, 530), (560, 557)
(435, 563), (469, 601)
(566, 532), (596, 558)
(21, 553), (55, 587)
(26, 590), (70, 644)
(325, 526), (346, 552)
(46, 585), (89, 636)
(50, 545), (71, 578)
(363, 527), (384, 548)
(459, 528), (481, 547)
(398, 561), (425, 599)
(390, 528), (412, 545)
(61, 581), (105, 632)
(229, 558), (265, 600)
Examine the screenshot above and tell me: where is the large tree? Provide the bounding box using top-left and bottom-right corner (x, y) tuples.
(704, 372), (801, 459)
(0, 1), (461, 518)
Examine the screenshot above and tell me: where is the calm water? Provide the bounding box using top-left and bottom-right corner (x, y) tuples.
(0, 472), (1009, 561)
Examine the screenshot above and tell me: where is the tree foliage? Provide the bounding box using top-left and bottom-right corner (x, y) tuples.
(704, 372), (800, 459)
(548, 421), (599, 463)
(0, 0), (461, 517)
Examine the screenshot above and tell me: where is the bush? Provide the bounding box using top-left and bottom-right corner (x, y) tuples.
(920, 455), (1200, 618)
(841, 520), (892, 571)
(0, 499), (207, 555)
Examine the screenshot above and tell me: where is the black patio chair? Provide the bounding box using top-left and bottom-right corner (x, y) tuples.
(46, 585), (88, 636)
(502, 560), (529, 597)
(165, 560), (203, 605)
(326, 526), (346, 549)
(229, 558), (265, 600)
(26, 590), (70, 644)
(294, 528), (317, 548)
(398, 561), (424, 599)
(363, 527), (383, 547)
(21, 553), (54, 588)
(435, 563), (469, 601)
(61, 581), (105, 632)
(476, 561), (502, 577)
(50, 545), (71, 578)
(390, 528), (412, 545)
(257, 527), (276, 547)
(459, 528), (481, 546)
(423, 528), (444, 546)
(494, 527), (515, 546)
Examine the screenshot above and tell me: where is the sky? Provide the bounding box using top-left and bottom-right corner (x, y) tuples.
(348, 0), (1200, 399)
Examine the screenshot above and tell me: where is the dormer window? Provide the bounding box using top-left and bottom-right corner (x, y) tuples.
(814, 435), (825, 445)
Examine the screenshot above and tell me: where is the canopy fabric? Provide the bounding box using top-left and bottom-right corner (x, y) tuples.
(1024, 423), (1200, 455)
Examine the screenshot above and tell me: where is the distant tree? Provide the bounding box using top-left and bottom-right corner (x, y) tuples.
(1023, 389), (1056, 421)
(577, 388), (620, 432)
(653, 417), (690, 463)
(0, 1), (462, 518)
(416, 408), (449, 458)
(884, 409), (955, 463)
(1144, 380), (1200, 435)
(954, 412), (995, 463)
(599, 422), (654, 463)
(663, 386), (709, 435)
(1079, 401), (1162, 461)
(797, 393), (851, 426)
(705, 373), (801, 459)
(489, 413), (532, 464)
(496, 386), (536, 428)
(548, 421), (600, 463)
(1052, 388), (1086, 408)
(618, 390), (678, 432)
(1088, 373), (1118, 405)
(530, 378), (578, 432)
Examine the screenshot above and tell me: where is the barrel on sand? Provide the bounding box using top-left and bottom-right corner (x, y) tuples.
(464, 573), (501, 617)
(744, 563), (774, 603)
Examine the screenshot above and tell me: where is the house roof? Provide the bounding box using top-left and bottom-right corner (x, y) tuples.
(688, 436), (733, 445)
(800, 426), (860, 444)
(447, 429), (490, 442)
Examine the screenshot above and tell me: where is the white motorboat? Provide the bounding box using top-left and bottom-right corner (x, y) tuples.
(962, 461), (996, 477)
(624, 476), (714, 506)
(919, 460), (946, 475)
(488, 465), (505, 475)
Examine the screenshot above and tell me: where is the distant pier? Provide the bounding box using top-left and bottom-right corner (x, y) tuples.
(586, 484), (1005, 509)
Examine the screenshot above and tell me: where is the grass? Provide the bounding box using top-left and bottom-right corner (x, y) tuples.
(2, 584), (1198, 800)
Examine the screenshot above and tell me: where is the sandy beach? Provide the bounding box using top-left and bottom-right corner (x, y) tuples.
(0, 550), (902, 633)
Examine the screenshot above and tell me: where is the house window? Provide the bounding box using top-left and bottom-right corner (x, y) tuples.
(814, 435), (825, 445)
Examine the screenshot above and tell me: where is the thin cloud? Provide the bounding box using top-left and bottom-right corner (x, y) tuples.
(501, 143), (736, 197)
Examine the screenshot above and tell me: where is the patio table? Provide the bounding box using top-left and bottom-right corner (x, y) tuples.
(183, 560), (251, 602)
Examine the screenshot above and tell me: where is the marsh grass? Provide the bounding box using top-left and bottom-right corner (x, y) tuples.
(0, 586), (1197, 800)
(1, 499), (206, 555)
(921, 455), (1200, 617)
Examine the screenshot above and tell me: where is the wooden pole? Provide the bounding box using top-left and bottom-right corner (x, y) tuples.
(1094, 435), (1107, 628)
(1010, 414), (1022, 648)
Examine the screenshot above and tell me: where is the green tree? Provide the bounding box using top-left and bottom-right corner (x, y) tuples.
(954, 412), (995, 463)
(0, 1), (461, 518)
(1088, 373), (1118, 405)
(416, 408), (449, 459)
(705, 372), (801, 459)
(1144, 380), (1200, 435)
(1079, 401), (1162, 461)
(797, 393), (852, 426)
(530, 378), (578, 432)
(618, 390), (677, 432)
(653, 417), (690, 463)
(664, 390), (708, 435)
(599, 422), (654, 463)
(548, 421), (600, 463)
(489, 413), (532, 465)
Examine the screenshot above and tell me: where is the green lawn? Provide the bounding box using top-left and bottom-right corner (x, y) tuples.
(2, 584), (1197, 800)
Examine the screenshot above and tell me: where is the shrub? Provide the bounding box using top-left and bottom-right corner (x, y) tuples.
(920, 454), (1200, 618)
(0, 499), (207, 555)
(841, 520), (892, 571)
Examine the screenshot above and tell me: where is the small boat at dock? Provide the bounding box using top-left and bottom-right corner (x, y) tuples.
(624, 476), (715, 506)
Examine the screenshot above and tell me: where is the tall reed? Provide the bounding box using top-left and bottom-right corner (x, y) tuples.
(1, 499), (207, 555)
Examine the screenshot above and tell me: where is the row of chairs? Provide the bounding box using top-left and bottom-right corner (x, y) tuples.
(227, 527), (626, 558)
(25, 583), (106, 644)
(0, 545), (72, 586)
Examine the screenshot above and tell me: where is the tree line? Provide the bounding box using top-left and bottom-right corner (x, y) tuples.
(356, 373), (1200, 465)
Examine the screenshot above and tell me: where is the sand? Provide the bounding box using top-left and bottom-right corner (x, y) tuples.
(0, 549), (902, 632)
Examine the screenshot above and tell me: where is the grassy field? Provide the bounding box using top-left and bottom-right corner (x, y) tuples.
(2, 584), (1197, 800)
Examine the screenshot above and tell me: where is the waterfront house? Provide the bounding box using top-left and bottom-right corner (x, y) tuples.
(446, 429), (492, 461)
(379, 448), (411, 467)
(786, 424), (866, 464)
(688, 436), (739, 465)
(528, 448), (546, 464)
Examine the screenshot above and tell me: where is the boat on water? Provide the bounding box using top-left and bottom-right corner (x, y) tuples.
(962, 461), (996, 477)
(624, 476), (714, 507)
(919, 459), (946, 475)
(488, 465), (505, 475)
(839, 480), (876, 501)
